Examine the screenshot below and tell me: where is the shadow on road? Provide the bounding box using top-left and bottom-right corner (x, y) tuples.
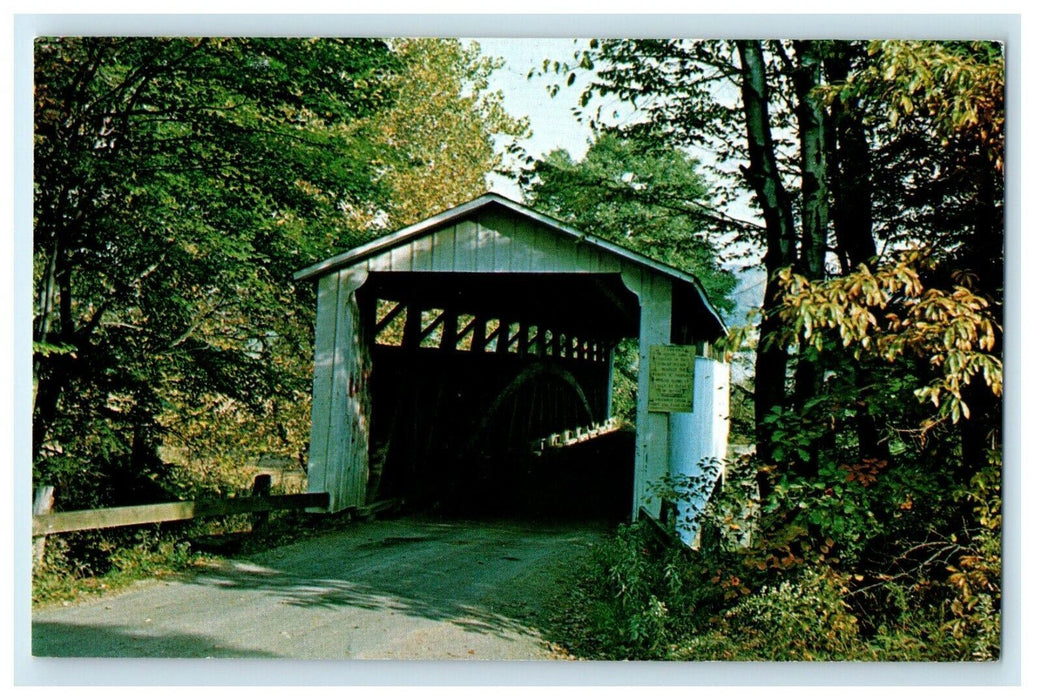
(192, 518), (599, 641)
(32, 621), (280, 658)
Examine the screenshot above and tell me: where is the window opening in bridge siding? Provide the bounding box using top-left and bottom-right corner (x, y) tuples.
(455, 313), (476, 351)
(375, 299), (407, 346)
(507, 322), (521, 352)
(485, 319), (501, 352)
(418, 308), (444, 349)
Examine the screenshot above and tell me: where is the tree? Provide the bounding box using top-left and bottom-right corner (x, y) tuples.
(523, 133), (737, 314)
(543, 38), (1003, 461)
(350, 38), (530, 231)
(33, 37), (402, 507)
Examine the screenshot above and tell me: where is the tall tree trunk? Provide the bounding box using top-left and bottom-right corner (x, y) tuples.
(32, 355), (76, 461)
(32, 236), (80, 461)
(735, 40), (798, 461)
(824, 42), (877, 271)
(822, 42), (883, 462)
(957, 143), (1004, 480)
(793, 40), (828, 283)
(792, 41), (829, 419)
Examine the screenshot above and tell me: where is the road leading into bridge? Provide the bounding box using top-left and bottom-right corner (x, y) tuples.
(32, 516), (608, 659)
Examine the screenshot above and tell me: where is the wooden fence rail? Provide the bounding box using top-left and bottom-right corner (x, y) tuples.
(31, 491), (330, 538)
(31, 478), (331, 572)
(30, 479), (403, 574)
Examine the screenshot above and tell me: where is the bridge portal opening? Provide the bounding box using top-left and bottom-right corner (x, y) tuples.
(359, 272), (639, 521)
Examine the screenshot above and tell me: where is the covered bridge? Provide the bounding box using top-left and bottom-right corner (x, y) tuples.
(294, 193), (730, 539)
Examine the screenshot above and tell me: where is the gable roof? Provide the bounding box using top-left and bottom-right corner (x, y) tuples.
(294, 192), (726, 332)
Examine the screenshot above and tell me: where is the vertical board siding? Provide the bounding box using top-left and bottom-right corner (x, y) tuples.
(390, 242), (412, 271)
(587, 248), (604, 272)
(512, 220), (533, 271)
(553, 238), (576, 272)
(411, 235), (434, 271)
(643, 273), (674, 521)
(306, 273), (340, 511)
(453, 219), (479, 272)
(308, 267), (370, 513)
(367, 249), (393, 273)
(575, 241), (591, 272)
(325, 270), (353, 507)
(592, 248), (621, 274)
(483, 210), (515, 272)
(475, 215), (496, 271)
(430, 226), (456, 271)
(628, 268), (672, 521)
(523, 220), (552, 271)
(344, 274), (372, 509)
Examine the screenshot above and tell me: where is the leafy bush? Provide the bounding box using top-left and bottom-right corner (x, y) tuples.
(33, 526), (209, 606)
(692, 566), (861, 660)
(546, 440), (1001, 661)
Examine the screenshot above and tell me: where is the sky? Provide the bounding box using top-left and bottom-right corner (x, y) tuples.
(471, 37), (603, 198)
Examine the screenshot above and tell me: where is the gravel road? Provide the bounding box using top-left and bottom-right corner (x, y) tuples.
(32, 516), (607, 659)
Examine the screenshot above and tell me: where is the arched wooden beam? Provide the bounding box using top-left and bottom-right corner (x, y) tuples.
(462, 360), (595, 455)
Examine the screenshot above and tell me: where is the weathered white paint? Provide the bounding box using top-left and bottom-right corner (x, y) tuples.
(294, 193), (728, 338)
(454, 219), (479, 272)
(624, 270), (673, 521)
(361, 213), (638, 279)
(307, 266), (370, 513)
(431, 226), (455, 270)
(668, 356), (731, 547)
(411, 233), (434, 272)
(367, 249), (393, 273)
(306, 273), (339, 512)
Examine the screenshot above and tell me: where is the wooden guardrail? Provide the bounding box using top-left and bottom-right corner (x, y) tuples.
(31, 491), (330, 537)
(31, 477), (331, 571)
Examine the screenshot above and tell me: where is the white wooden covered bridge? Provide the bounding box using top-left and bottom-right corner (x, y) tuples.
(294, 193), (730, 541)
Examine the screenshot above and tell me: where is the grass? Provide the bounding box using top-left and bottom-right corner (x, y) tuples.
(31, 507), (358, 609)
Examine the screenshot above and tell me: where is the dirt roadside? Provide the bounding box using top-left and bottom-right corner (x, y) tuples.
(31, 516), (608, 659)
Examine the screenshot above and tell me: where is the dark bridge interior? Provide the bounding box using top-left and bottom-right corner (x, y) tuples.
(356, 272), (640, 521)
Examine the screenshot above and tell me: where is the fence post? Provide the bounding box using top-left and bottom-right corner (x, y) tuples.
(32, 485), (55, 573)
(251, 474), (272, 532)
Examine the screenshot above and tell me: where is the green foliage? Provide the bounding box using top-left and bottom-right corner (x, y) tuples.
(523, 133), (737, 314)
(609, 338), (639, 423)
(350, 38), (530, 231)
(33, 37), (399, 510)
(531, 38), (1003, 663)
(774, 252), (1003, 426)
(828, 41), (1004, 163)
(33, 527), (210, 606)
(549, 521), (699, 659)
(679, 566), (862, 661)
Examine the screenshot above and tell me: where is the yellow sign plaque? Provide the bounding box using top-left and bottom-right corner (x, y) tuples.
(648, 344), (697, 413)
